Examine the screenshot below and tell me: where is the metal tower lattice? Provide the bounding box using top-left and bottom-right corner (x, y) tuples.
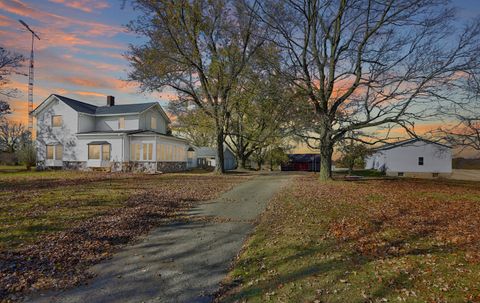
(19, 20), (40, 133)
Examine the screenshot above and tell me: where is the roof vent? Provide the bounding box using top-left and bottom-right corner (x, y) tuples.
(107, 95), (115, 106)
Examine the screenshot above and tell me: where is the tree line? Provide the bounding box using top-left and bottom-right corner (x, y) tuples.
(2, 0), (480, 177)
(126, 0), (480, 180)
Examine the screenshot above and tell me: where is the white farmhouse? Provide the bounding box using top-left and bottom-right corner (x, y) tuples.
(32, 94), (191, 172)
(365, 138), (452, 178)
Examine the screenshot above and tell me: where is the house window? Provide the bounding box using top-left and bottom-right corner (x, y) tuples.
(52, 115), (62, 127)
(118, 117), (125, 129)
(151, 116), (157, 130)
(157, 143), (165, 161)
(143, 143), (153, 160)
(88, 144), (110, 160)
(102, 144), (110, 160)
(418, 157), (424, 166)
(398, 172), (404, 177)
(131, 143), (141, 161)
(46, 145), (54, 160)
(88, 145), (100, 160)
(47, 144), (63, 160)
(130, 143), (153, 161)
(166, 145), (172, 161)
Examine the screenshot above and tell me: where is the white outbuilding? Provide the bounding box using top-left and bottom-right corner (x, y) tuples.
(365, 138), (452, 178)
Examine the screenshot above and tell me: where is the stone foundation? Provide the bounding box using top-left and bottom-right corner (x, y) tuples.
(130, 162), (157, 173)
(63, 161), (87, 170)
(37, 161), (188, 173)
(157, 161), (187, 173)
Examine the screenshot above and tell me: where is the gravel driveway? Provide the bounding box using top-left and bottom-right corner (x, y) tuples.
(28, 172), (292, 303)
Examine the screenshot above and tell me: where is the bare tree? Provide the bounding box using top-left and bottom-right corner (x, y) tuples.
(127, 0), (265, 173)
(436, 71), (480, 152)
(0, 121), (26, 153)
(259, 0), (480, 180)
(0, 47), (24, 119)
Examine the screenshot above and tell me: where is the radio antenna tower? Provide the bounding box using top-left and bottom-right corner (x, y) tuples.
(19, 19), (40, 133)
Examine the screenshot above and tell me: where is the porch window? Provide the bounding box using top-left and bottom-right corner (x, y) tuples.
(47, 144), (63, 160)
(143, 143), (153, 160)
(151, 116), (157, 130)
(156, 143), (165, 161)
(131, 143), (141, 161)
(130, 143), (153, 161)
(102, 144), (110, 160)
(52, 115), (62, 127)
(88, 142), (110, 160)
(118, 117), (125, 129)
(88, 145), (100, 160)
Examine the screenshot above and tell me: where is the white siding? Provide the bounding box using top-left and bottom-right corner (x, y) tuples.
(36, 97), (79, 163)
(78, 114), (95, 133)
(95, 115), (139, 131)
(366, 140), (452, 173)
(140, 108), (167, 133)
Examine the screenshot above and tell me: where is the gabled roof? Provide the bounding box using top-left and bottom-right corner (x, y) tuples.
(373, 138), (451, 151)
(32, 94), (170, 122)
(54, 95), (97, 114)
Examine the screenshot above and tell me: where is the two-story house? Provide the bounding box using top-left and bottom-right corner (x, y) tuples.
(31, 94), (190, 172)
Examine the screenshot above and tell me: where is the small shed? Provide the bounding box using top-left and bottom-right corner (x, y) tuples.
(365, 138), (452, 178)
(281, 154), (320, 172)
(193, 146), (237, 170)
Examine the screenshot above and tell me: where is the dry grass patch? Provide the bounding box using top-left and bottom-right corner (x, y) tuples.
(0, 170), (249, 302)
(219, 176), (480, 303)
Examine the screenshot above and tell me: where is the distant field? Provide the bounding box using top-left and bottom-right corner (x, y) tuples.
(0, 170), (249, 301)
(219, 176), (480, 302)
(452, 158), (480, 170)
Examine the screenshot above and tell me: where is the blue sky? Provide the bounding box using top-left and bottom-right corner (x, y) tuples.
(1, 0), (479, 125)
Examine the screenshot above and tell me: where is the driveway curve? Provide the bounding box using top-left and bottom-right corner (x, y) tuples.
(28, 172), (292, 303)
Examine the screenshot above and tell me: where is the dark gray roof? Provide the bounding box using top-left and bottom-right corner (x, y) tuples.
(374, 138), (451, 151)
(52, 94), (156, 115)
(54, 95), (97, 114)
(87, 141), (111, 145)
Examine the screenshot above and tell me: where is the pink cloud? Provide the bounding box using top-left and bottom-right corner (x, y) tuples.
(48, 0), (109, 13)
(0, 0), (124, 38)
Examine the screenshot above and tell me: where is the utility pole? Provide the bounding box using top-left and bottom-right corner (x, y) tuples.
(19, 20), (40, 134)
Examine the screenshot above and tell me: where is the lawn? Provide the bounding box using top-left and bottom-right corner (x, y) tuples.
(0, 169), (249, 302)
(218, 176), (480, 303)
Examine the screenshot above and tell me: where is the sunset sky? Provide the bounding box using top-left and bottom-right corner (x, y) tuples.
(1, 0), (480, 156)
(0, 0), (178, 124)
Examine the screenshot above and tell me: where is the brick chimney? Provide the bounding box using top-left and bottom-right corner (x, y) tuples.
(107, 95), (115, 106)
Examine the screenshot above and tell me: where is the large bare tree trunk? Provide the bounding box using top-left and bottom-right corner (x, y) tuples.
(215, 128), (226, 174)
(319, 143), (333, 181)
(240, 157), (247, 169)
(319, 121), (333, 181)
